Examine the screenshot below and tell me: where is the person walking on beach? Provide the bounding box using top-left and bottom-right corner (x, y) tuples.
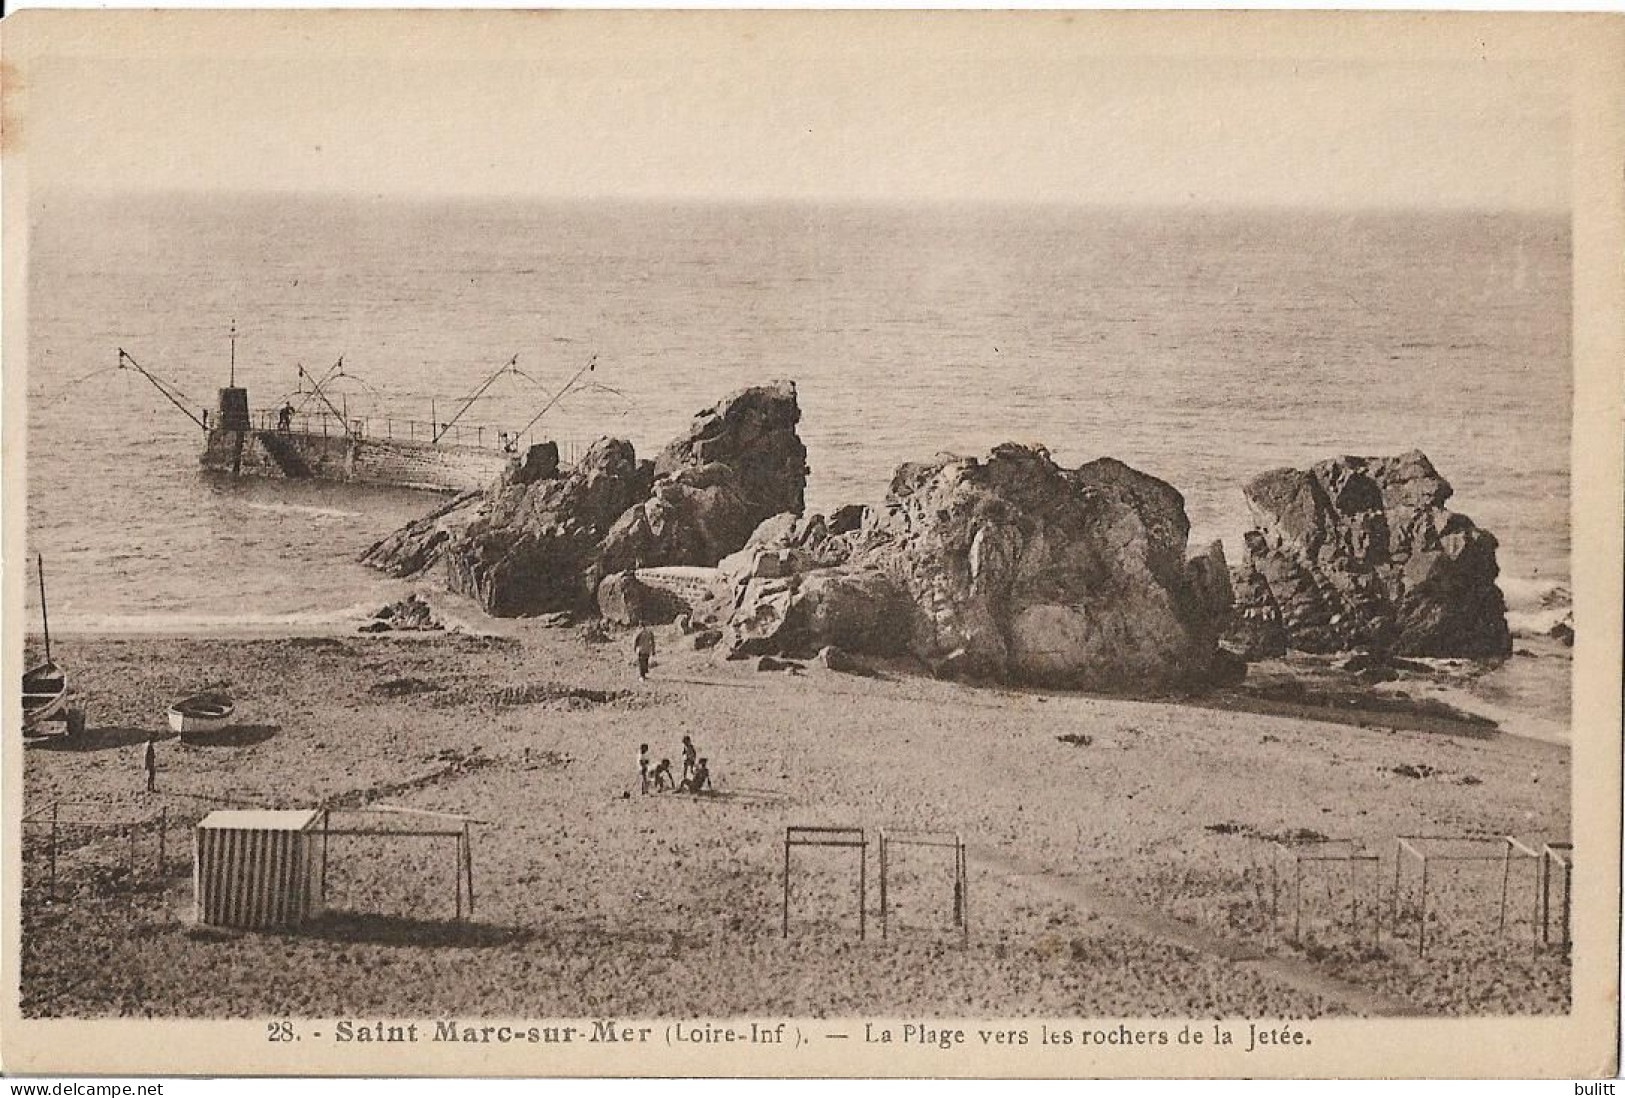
(681, 734), (697, 785)
(143, 733), (158, 793)
(633, 626), (656, 680)
(638, 744), (651, 795)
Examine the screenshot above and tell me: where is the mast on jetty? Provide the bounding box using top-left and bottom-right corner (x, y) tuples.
(116, 349), (210, 431)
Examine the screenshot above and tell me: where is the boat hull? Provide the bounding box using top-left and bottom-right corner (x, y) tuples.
(22, 662), (67, 732)
(168, 693), (236, 735)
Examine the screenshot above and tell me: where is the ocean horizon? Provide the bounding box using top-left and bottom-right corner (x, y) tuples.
(23, 191), (1571, 638)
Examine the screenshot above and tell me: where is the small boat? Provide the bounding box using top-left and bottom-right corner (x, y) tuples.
(168, 692), (236, 735)
(22, 660), (67, 732)
(22, 554), (70, 736)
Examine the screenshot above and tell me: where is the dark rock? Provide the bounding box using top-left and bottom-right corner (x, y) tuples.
(1206, 647), (1249, 687)
(1549, 619), (1574, 646)
(577, 621), (613, 645)
(596, 572), (685, 626)
(365, 384), (809, 618)
(815, 644), (874, 676)
(755, 656), (804, 673)
(369, 593), (441, 631)
(443, 438), (654, 616)
(1228, 452), (1511, 658)
(360, 490), (484, 578)
(1341, 652), (1431, 675)
(828, 504), (869, 535)
(509, 442), (560, 486)
(691, 628), (724, 650)
(596, 382), (809, 579)
(657, 380), (808, 514)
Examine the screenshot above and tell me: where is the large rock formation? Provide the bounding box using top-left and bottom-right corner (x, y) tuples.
(1227, 451), (1510, 658)
(444, 438), (655, 616)
(361, 385), (807, 617)
(595, 381), (808, 578)
(723, 444), (1236, 692)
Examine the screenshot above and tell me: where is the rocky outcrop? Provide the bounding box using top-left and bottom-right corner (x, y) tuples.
(360, 489), (484, 578)
(597, 572), (686, 626)
(443, 438), (654, 616)
(362, 384), (808, 617)
(1227, 451), (1510, 658)
(727, 567), (914, 659)
(724, 444), (1236, 692)
(595, 381), (808, 579)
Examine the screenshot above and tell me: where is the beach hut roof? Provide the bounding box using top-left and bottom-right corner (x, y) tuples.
(198, 808), (322, 832)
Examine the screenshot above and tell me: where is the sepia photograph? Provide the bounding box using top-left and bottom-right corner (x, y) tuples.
(1, 9), (1620, 1079)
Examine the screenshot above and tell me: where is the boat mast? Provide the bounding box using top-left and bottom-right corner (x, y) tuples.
(116, 349), (208, 431)
(512, 354), (598, 443)
(434, 355), (520, 443)
(298, 359), (356, 437)
(37, 554), (51, 666)
(230, 319), (237, 388)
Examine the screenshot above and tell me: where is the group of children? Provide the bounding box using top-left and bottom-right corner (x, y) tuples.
(638, 734), (712, 795)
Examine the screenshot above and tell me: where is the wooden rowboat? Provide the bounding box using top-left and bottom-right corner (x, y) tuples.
(23, 555), (71, 737)
(168, 692), (236, 735)
(22, 660), (67, 731)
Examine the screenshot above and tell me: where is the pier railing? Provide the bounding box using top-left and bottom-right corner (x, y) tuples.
(244, 408), (587, 463)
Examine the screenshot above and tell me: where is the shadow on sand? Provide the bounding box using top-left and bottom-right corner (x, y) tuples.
(28, 725), (164, 752)
(179, 724), (280, 748)
(294, 911), (537, 948)
(1199, 686), (1501, 740)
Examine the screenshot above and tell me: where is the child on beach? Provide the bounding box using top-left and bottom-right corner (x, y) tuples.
(638, 743), (651, 794)
(681, 734), (697, 784)
(680, 757), (712, 795)
(651, 758), (675, 792)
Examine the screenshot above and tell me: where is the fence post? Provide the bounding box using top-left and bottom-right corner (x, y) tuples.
(49, 802), (59, 899)
(858, 838), (867, 941)
(1498, 840), (1512, 935)
(879, 832), (888, 941)
(780, 838), (793, 942)
(1417, 856), (1429, 958)
(157, 808), (168, 877)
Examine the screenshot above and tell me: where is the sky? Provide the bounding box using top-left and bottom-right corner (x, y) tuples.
(6, 12), (1575, 210)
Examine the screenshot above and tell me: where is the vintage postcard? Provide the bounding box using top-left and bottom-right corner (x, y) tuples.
(1, 9), (1620, 1080)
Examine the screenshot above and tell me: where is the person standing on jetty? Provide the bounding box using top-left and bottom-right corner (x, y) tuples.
(142, 733), (158, 793)
(633, 625), (656, 680)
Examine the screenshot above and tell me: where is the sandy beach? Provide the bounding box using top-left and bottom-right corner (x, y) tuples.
(20, 607), (1570, 1020)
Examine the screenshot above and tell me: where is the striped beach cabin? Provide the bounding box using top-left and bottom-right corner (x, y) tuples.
(194, 809), (326, 929)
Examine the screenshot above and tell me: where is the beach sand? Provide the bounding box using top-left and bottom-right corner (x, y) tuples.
(20, 616), (1571, 1019)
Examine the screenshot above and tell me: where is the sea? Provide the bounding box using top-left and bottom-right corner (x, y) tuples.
(23, 192), (1572, 645)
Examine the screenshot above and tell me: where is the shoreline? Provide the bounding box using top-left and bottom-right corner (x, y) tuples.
(25, 615), (1574, 749)
(20, 625), (1571, 1018)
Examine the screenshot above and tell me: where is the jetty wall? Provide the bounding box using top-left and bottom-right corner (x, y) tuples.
(201, 429), (514, 493)
(633, 566), (726, 608)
